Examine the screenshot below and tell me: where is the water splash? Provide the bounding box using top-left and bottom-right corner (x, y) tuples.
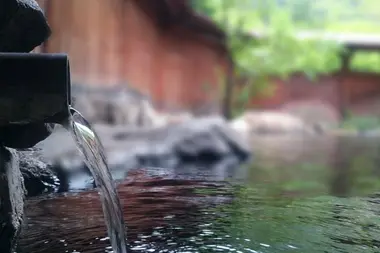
(64, 107), (127, 253)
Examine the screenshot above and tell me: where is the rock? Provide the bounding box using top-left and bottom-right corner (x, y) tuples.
(18, 148), (60, 197)
(154, 110), (193, 127)
(169, 117), (250, 160)
(37, 116), (251, 177)
(0, 1), (52, 251)
(280, 100), (340, 130)
(249, 134), (336, 169)
(0, 0), (50, 52)
(0, 119), (247, 196)
(230, 110), (318, 136)
(0, 122), (55, 149)
(0, 146), (25, 253)
(358, 129), (380, 137)
(0, 146), (61, 253)
(1, 147), (60, 199)
(72, 84), (159, 127)
(71, 84), (194, 128)
(0, 0), (54, 149)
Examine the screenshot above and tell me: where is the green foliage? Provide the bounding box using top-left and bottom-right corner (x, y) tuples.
(192, 0), (343, 115)
(351, 52), (380, 73)
(192, 0), (380, 115)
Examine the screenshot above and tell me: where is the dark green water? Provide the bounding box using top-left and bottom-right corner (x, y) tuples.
(17, 135), (380, 253)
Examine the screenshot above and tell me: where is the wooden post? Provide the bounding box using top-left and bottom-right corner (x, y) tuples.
(222, 54), (234, 119)
(338, 49), (353, 120)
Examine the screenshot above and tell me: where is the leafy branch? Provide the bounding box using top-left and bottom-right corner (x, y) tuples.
(192, 0), (367, 116)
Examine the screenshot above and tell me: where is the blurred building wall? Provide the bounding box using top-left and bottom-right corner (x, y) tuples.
(34, 0), (227, 114)
(34, 0), (380, 118)
(249, 72), (380, 118)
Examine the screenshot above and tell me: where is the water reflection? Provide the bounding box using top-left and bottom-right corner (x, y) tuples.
(17, 135), (380, 252)
(17, 169), (234, 252)
(249, 135), (380, 198)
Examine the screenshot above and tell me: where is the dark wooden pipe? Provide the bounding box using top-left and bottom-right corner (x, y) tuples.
(0, 53), (71, 126)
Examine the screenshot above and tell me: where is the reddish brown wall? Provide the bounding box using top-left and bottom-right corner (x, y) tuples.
(250, 74), (339, 109)
(250, 72), (380, 116)
(35, 0), (225, 113)
(343, 72), (380, 104)
(34, 0), (380, 117)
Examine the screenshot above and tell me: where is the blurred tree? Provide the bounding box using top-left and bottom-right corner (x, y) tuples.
(192, 0), (342, 117)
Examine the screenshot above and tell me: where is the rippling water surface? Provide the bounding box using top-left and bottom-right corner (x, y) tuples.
(17, 135), (380, 253)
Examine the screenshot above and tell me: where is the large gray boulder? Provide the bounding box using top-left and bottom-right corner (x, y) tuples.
(71, 84), (195, 128)
(0, 115), (251, 252)
(71, 84), (159, 127)
(37, 116), (251, 189)
(230, 110), (321, 136)
(0, 117), (250, 199)
(18, 148), (60, 196)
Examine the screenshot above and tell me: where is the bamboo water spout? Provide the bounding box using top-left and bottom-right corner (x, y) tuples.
(0, 53), (71, 148)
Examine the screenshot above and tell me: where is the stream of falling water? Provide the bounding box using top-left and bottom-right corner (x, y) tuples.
(64, 107), (127, 253)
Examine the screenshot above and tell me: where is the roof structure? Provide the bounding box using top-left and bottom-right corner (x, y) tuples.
(250, 30), (380, 51)
(135, 0), (228, 53)
(135, 1), (380, 53)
